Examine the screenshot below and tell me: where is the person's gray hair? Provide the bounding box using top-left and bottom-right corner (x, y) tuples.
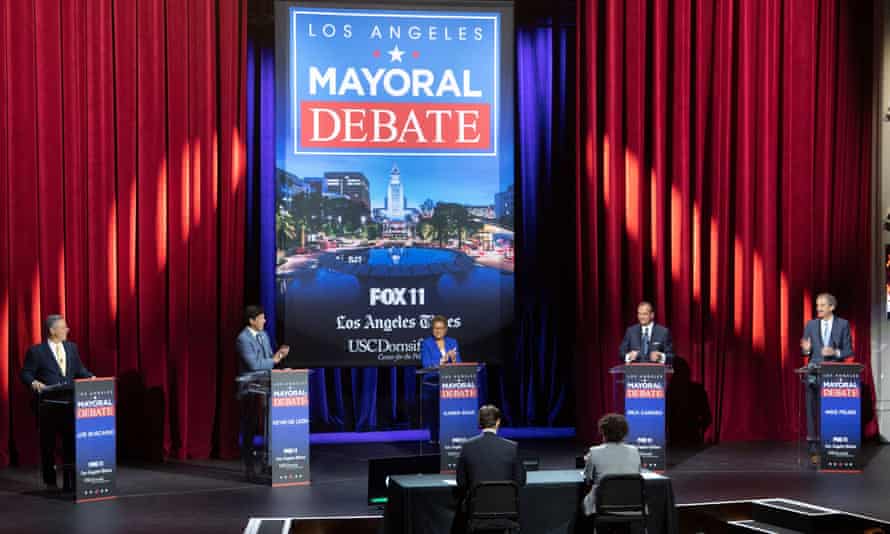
(45, 314), (64, 336)
(817, 293), (838, 308)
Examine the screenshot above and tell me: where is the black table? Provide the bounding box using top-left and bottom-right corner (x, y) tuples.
(384, 469), (678, 534)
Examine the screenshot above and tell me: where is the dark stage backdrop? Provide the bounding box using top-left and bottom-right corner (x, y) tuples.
(245, 1), (576, 431)
(0, 0), (248, 466)
(574, 0), (877, 444)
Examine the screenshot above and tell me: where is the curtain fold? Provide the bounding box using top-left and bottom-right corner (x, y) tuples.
(514, 21), (577, 428)
(0, 0), (248, 467)
(575, 0), (876, 444)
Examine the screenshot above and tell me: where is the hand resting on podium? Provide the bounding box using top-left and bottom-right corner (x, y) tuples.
(624, 350), (666, 364)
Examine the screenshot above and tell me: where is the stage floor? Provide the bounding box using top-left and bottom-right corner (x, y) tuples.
(0, 440), (887, 533)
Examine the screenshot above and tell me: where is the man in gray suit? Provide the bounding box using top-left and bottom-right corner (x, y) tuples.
(237, 305), (289, 374)
(799, 292), (852, 465)
(237, 305), (289, 479)
(582, 413), (641, 516)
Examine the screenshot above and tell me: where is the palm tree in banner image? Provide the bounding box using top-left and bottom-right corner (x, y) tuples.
(276, 170), (303, 251)
(431, 202), (472, 248)
(430, 205), (450, 247)
(276, 207), (298, 253)
(460, 220), (483, 248)
(291, 193), (317, 249)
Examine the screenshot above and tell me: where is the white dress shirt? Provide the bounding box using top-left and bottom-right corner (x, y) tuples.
(820, 317), (837, 356)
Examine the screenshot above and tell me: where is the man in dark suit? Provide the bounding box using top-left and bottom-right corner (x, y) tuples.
(235, 305), (289, 479)
(799, 292), (852, 465)
(456, 405), (526, 498)
(618, 301), (673, 363)
(20, 314), (94, 490)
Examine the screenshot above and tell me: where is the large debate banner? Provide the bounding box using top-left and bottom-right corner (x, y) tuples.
(270, 370), (311, 486)
(74, 377), (116, 502)
(274, 2), (515, 367)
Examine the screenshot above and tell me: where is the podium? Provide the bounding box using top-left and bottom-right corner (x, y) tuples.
(610, 364), (671, 471)
(438, 363), (483, 472)
(795, 362), (864, 471)
(236, 369), (310, 486)
(415, 367), (439, 444)
(39, 377), (117, 502)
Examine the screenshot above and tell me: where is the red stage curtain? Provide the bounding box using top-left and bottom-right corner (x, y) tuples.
(0, 0), (247, 467)
(575, 0), (876, 444)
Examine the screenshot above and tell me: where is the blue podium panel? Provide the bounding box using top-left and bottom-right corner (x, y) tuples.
(439, 363), (481, 472)
(74, 377), (116, 502)
(622, 364), (667, 471)
(819, 363), (863, 472)
(270, 369), (311, 486)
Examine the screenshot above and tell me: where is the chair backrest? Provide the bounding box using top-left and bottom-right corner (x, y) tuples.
(467, 481), (520, 531)
(595, 474), (646, 515)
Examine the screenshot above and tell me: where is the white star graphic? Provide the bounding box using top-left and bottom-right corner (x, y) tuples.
(387, 45), (406, 63)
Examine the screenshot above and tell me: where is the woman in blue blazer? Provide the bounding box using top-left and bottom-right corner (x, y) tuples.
(419, 315), (460, 442)
(420, 315), (460, 368)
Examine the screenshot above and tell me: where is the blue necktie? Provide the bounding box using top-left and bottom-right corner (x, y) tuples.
(641, 327), (650, 358)
(257, 332), (268, 358)
(821, 321), (830, 350)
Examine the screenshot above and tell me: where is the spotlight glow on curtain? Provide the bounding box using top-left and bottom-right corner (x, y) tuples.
(0, 0), (249, 466)
(574, 0), (876, 444)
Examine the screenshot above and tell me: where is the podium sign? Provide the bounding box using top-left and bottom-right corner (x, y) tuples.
(624, 364), (667, 471)
(270, 369), (310, 486)
(439, 363), (480, 472)
(820, 363), (863, 471)
(74, 377), (116, 502)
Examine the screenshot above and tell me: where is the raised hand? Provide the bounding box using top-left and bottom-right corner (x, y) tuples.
(800, 337), (812, 354)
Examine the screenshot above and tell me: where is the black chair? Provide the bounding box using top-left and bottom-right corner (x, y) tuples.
(466, 480), (521, 533)
(592, 474), (648, 533)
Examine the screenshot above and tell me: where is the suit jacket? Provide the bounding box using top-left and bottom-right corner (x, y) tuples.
(802, 316), (852, 365)
(456, 431), (526, 496)
(618, 323), (673, 363)
(420, 335), (460, 369)
(582, 442), (642, 515)
(20, 341), (93, 388)
(236, 327), (277, 375)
